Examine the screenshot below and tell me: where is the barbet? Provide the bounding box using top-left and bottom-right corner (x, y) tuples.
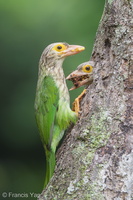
(66, 61), (94, 115)
(35, 42), (85, 187)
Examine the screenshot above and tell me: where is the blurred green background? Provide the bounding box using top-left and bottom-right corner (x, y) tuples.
(0, 0), (104, 198)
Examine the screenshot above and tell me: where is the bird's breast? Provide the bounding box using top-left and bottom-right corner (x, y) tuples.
(51, 66), (70, 103)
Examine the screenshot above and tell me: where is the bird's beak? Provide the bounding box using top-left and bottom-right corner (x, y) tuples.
(59, 45), (85, 57)
(66, 70), (93, 90)
(66, 70), (83, 80)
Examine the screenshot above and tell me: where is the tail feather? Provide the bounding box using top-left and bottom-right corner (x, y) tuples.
(43, 126), (62, 188)
(44, 149), (56, 188)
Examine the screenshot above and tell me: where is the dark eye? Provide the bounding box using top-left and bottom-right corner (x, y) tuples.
(52, 44), (67, 52)
(85, 66), (90, 71)
(82, 64), (93, 73)
(57, 45), (62, 50)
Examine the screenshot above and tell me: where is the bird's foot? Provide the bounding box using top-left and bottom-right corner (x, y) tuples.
(72, 89), (87, 116)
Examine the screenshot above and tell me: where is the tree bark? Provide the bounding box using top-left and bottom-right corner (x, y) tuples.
(39, 0), (133, 199)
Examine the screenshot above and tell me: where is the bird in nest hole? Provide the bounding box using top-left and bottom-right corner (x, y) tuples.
(66, 61), (94, 115)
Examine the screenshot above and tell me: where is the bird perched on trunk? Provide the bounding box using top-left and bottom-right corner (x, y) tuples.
(66, 61), (94, 115)
(34, 42), (85, 188)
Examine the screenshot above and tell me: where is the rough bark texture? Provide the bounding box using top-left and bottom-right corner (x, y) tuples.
(39, 0), (133, 199)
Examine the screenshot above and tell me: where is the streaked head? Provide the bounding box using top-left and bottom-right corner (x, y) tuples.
(66, 61), (94, 90)
(41, 42), (85, 60)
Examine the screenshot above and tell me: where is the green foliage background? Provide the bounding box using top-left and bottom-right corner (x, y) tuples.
(0, 0), (104, 198)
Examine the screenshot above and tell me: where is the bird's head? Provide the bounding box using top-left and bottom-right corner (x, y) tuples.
(66, 61), (94, 90)
(41, 42), (85, 62)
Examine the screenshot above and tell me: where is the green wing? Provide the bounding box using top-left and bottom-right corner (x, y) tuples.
(35, 75), (77, 187)
(35, 75), (59, 149)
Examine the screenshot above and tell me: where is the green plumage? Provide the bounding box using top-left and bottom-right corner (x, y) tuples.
(34, 42), (81, 188)
(35, 75), (76, 187)
(35, 76), (59, 150)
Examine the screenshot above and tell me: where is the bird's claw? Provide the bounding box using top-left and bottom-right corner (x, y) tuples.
(72, 89), (87, 117)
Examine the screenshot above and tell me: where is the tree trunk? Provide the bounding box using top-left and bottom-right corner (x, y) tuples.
(39, 0), (133, 199)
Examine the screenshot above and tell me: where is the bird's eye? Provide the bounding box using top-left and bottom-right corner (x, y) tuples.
(52, 44), (67, 52)
(57, 45), (62, 50)
(85, 66), (90, 71)
(82, 64), (93, 73)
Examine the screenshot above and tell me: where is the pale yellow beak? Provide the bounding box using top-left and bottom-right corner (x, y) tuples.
(59, 45), (85, 57)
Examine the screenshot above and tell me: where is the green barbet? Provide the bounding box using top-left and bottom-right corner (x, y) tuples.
(35, 42), (85, 187)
